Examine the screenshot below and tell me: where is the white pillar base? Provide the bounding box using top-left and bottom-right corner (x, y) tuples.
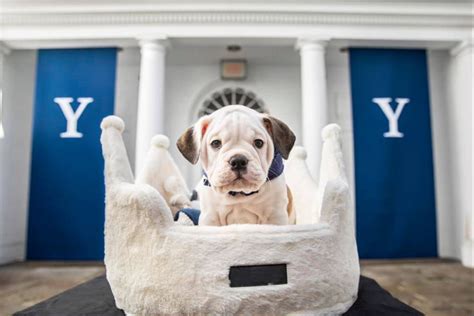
(462, 239), (474, 268)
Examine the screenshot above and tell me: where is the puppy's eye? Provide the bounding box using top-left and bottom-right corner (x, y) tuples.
(254, 139), (264, 149)
(210, 139), (222, 149)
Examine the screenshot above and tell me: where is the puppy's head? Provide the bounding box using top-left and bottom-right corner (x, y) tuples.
(177, 105), (295, 195)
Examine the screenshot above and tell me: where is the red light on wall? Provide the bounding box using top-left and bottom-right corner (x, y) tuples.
(221, 60), (247, 80)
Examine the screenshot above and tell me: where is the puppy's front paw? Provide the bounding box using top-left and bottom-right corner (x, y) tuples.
(169, 194), (191, 210)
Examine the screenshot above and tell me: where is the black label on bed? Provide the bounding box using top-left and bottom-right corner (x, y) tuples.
(229, 264), (288, 287)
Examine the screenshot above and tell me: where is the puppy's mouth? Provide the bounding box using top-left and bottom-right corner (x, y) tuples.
(230, 173), (256, 187)
(214, 176), (262, 196)
(234, 172), (245, 180)
(209, 165), (266, 196)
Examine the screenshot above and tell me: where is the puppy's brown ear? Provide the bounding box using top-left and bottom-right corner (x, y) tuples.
(263, 115), (296, 159)
(177, 116), (211, 164)
(177, 126), (199, 164)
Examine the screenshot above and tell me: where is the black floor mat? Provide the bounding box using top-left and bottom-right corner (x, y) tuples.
(15, 274), (423, 316)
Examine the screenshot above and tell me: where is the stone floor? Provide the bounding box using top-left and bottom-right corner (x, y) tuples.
(360, 259), (474, 316)
(0, 261), (105, 316)
(0, 259), (472, 316)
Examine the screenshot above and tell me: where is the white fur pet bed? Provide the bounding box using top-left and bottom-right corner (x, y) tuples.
(100, 116), (359, 316)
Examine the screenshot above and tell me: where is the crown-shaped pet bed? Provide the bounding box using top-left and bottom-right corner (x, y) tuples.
(100, 116), (359, 316)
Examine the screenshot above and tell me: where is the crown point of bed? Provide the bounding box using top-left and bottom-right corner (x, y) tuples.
(289, 145), (307, 160)
(322, 123), (341, 141)
(151, 134), (170, 149)
(101, 115), (125, 133)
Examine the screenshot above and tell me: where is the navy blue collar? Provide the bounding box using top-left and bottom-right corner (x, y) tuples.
(202, 151), (284, 197)
(267, 151), (284, 181)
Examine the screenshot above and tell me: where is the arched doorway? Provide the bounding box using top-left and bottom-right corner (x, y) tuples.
(197, 87), (267, 117)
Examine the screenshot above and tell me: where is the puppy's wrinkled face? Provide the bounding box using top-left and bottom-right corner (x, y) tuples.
(177, 105), (295, 195)
(202, 109), (273, 194)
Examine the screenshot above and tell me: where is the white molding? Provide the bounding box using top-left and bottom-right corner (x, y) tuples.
(2, 28), (470, 50)
(0, 2), (471, 49)
(450, 40), (474, 57)
(0, 1), (470, 17)
(296, 38), (329, 53)
(1, 11), (471, 28)
(137, 34), (168, 42)
(138, 37), (170, 52)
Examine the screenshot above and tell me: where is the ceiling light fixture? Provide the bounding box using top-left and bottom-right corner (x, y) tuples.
(227, 45), (242, 52)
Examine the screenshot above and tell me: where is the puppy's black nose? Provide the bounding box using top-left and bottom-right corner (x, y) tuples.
(229, 155), (248, 171)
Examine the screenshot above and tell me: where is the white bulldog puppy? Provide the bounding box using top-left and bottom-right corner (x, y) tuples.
(177, 105), (295, 226)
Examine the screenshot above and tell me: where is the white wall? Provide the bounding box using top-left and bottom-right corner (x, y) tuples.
(445, 46), (472, 266)
(428, 50), (460, 259)
(326, 48), (356, 202)
(114, 48), (140, 169)
(0, 50), (36, 264)
(425, 48), (473, 263)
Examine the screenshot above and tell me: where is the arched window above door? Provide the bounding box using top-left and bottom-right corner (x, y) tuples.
(198, 87), (266, 117)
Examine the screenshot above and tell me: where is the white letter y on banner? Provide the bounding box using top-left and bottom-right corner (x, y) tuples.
(54, 97), (94, 138)
(372, 97), (409, 138)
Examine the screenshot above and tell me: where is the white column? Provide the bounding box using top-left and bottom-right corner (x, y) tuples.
(448, 41), (473, 267)
(135, 38), (168, 173)
(296, 39), (328, 181)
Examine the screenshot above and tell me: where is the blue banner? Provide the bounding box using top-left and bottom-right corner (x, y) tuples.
(349, 48), (437, 259)
(28, 48), (117, 260)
